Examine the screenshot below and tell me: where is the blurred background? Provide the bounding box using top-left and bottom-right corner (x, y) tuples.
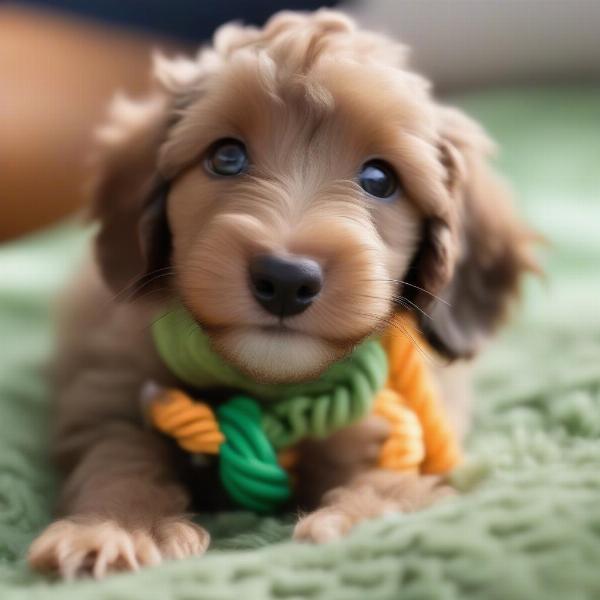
(1, 0), (599, 241)
(2, 3), (600, 593)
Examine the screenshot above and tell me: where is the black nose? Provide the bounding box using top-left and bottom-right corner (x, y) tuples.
(249, 254), (323, 318)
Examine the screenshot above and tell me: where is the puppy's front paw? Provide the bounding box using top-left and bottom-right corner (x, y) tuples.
(153, 517), (210, 560)
(28, 516), (209, 579)
(293, 509), (354, 544)
(28, 518), (158, 579)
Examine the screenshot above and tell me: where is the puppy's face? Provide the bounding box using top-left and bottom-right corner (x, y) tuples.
(160, 55), (453, 382)
(92, 11), (533, 384)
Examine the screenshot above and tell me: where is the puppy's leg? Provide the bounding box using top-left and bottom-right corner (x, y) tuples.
(294, 416), (391, 509)
(28, 375), (209, 579)
(293, 470), (453, 543)
(294, 413), (453, 542)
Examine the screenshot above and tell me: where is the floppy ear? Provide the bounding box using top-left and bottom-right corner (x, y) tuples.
(407, 107), (536, 359)
(89, 94), (172, 298)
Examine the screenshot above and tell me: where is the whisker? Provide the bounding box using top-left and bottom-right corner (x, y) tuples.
(127, 285), (173, 307)
(341, 307), (441, 367)
(364, 278), (451, 307)
(146, 307), (176, 333)
(122, 270), (176, 302)
(350, 292), (434, 322)
(103, 267), (176, 312)
(392, 295), (433, 321)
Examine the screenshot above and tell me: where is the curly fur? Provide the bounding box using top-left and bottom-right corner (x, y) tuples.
(29, 9), (534, 578)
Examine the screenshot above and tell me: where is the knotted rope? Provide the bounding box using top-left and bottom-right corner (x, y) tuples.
(218, 397), (291, 513)
(149, 306), (462, 512)
(261, 340), (387, 449)
(381, 320), (462, 474)
(149, 337), (386, 514)
(372, 388), (425, 472)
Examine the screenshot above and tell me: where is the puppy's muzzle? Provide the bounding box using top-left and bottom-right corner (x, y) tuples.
(249, 254), (323, 318)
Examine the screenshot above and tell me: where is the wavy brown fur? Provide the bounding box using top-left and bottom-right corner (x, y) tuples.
(28, 10), (534, 579)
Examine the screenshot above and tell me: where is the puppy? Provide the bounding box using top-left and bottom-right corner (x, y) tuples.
(28, 10), (533, 578)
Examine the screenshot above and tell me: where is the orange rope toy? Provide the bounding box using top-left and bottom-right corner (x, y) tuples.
(377, 318), (462, 474)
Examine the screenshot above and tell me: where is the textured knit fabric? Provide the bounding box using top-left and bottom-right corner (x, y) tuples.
(1, 87), (599, 599)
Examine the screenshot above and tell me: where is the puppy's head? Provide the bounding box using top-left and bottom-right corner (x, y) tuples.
(91, 10), (534, 383)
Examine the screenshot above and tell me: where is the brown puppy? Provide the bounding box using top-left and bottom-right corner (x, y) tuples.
(28, 10), (533, 578)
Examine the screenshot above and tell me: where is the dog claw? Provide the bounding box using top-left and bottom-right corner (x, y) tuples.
(28, 517), (208, 579)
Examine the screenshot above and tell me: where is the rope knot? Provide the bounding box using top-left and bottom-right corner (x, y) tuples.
(218, 397), (291, 513)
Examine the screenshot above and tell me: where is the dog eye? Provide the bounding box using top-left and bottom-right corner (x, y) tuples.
(205, 138), (248, 176)
(358, 160), (399, 200)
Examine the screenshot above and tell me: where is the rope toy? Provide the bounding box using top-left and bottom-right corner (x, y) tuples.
(147, 305), (461, 513)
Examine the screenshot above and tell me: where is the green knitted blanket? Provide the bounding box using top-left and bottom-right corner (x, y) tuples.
(1, 87), (600, 599)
